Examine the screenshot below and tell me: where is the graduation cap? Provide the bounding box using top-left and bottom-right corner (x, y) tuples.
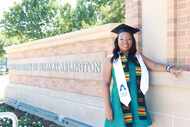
(111, 24), (140, 34)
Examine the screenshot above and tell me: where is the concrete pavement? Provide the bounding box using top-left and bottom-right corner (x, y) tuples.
(0, 75), (9, 100)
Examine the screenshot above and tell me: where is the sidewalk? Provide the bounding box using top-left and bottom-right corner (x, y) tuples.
(0, 75), (9, 100)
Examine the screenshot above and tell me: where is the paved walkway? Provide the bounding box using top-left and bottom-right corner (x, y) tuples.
(0, 75), (9, 100)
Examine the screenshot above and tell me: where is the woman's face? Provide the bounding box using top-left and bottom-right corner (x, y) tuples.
(118, 32), (133, 53)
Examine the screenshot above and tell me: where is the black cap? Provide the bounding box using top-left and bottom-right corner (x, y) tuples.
(111, 24), (140, 34)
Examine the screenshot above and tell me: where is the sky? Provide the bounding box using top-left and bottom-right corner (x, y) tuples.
(0, 0), (19, 16)
(0, 0), (77, 17)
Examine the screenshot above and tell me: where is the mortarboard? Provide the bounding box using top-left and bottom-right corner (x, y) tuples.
(111, 24), (140, 34)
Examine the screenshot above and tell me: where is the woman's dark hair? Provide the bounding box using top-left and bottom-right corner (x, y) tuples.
(111, 33), (137, 63)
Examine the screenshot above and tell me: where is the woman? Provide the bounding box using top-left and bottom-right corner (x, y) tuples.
(103, 24), (182, 127)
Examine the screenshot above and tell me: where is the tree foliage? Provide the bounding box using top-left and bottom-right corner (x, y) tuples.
(1, 0), (58, 45)
(0, 0), (125, 49)
(0, 40), (5, 57)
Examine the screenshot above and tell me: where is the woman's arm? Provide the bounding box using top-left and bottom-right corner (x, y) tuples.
(140, 53), (165, 72)
(102, 56), (113, 120)
(140, 53), (182, 77)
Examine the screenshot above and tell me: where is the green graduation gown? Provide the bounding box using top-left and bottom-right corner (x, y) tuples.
(104, 60), (152, 127)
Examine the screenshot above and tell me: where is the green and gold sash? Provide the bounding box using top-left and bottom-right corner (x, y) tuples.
(112, 52), (149, 126)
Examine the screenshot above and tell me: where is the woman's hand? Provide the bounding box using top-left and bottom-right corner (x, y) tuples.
(170, 66), (183, 77)
(105, 105), (113, 121)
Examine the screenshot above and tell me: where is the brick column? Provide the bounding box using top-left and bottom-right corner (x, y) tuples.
(125, 0), (190, 69)
(168, 0), (190, 69)
(125, 0), (142, 51)
(168, 0), (177, 64)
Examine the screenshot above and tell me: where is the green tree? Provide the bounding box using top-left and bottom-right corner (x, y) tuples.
(0, 0), (125, 46)
(1, 0), (58, 44)
(0, 40), (5, 57)
(96, 0), (125, 24)
(54, 3), (75, 35)
(72, 0), (98, 29)
(71, 0), (125, 30)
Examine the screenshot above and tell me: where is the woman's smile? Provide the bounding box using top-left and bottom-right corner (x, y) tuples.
(118, 32), (132, 52)
(123, 44), (129, 48)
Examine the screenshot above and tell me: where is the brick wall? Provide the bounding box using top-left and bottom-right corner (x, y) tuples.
(6, 24), (118, 97)
(125, 1), (190, 127)
(5, 24), (120, 127)
(125, 0), (142, 51)
(125, 0), (190, 68)
(168, 0), (190, 69)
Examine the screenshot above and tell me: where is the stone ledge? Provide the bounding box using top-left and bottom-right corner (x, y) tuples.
(4, 98), (92, 127)
(150, 71), (190, 87)
(5, 84), (104, 126)
(5, 23), (119, 54)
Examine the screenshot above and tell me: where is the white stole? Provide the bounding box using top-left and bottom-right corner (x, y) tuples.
(112, 52), (149, 107)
